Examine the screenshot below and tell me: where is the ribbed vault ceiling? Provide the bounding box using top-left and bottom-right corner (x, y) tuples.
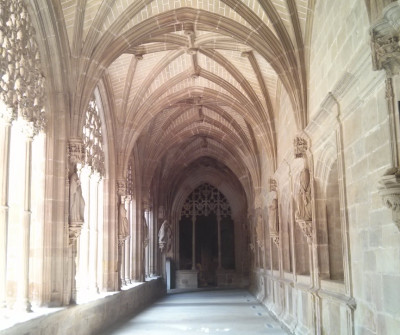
(56, 0), (313, 202)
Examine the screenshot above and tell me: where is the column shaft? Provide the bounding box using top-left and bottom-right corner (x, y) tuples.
(192, 216), (196, 270)
(217, 215), (222, 269)
(16, 137), (33, 312)
(0, 121), (11, 309)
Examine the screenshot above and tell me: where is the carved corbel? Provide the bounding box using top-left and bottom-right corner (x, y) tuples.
(68, 138), (85, 166)
(379, 168), (400, 231)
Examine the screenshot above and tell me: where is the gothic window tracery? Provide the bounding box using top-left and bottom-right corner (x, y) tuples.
(0, 0), (45, 132)
(180, 183), (231, 218)
(82, 98), (105, 176)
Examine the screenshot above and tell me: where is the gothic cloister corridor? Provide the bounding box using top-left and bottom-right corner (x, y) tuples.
(1, 0), (400, 334)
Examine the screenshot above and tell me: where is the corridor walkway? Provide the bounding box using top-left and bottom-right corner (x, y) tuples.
(100, 289), (287, 335)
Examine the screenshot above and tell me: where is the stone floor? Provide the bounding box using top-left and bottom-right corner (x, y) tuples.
(100, 289), (288, 335)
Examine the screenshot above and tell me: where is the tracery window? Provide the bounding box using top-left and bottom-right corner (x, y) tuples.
(179, 183), (235, 273)
(83, 99), (105, 175)
(181, 183), (231, 218)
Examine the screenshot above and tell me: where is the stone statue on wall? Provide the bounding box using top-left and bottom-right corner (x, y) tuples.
(69, 172), (85, 222)
(158, 220), (172, 253)
(256, 214), (264, 248)
(268, 198), (279, 234)
(119, 203), (129, 239)
(143, 214), (149, 247)
(295, 168), (312, 222)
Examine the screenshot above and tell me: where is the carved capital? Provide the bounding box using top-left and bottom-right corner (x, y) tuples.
(68, 138), (85, 165)
(0, 106), (16, 124)
(371, 3), (400, 77)
(19, 119), (37, 139)
(378, 168), (400, 231)
(294, 136), (308, 158)
(371, 33), (400, 76)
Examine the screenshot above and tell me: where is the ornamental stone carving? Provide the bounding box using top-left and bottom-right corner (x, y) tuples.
(118, 203), (129, 240)
(143, 213), (149, 248)
(297, 219), (312, 244)
(83, 98), (105, 176)
(371, 33), (400, 76)
(68, 170), (85, 245)
(268, 179), (279, 246)
(68, 138), (85, 165)
(295, 168), (312, 222)
(268, 199), (279, 240)
(378, 168), (400, 231)
(126, 162), (134, 196)
(117, 180), (127, 198)
(371, 2), (400, 77)
(180, 183), (231, 218)
(0, 0), (45, 131)
(256, 214), (264, 248)
(69, 171), (85, 223)
(295, 168), (313, 243)
(294, 136), (308, 158)
(158, 220), (172, 254)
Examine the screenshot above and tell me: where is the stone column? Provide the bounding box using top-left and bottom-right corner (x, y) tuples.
(89, 173), (100, 294)
(15, 123), (35, 312)
(143, 209), (149, 279)
(77, 167), (90, 296)
(192, 214), (196, 270)
(144, 205), (151, 277)
(117, 180), (128, 288)
(0, 114), (13, 309)
(148, 208), (156, 276)
(217, 213), (222, 270)
(125, 197), (131, 284)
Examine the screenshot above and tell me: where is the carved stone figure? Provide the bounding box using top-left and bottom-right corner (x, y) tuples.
(295, 168), (312, 222)
(69, 172), (85, 222)
(255, 214), (264, 248)
(158, 220), (172, 253)
(119, 203), (129, 239)
(268, 198), (279, 235)
(143, 214), (149, 247)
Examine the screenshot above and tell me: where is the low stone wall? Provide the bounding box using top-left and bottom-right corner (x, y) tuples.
(1, 278), (166, 335)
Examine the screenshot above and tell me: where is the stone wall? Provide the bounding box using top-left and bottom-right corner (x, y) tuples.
(251, 1), (400, 334)
(0, 278), (165, 335)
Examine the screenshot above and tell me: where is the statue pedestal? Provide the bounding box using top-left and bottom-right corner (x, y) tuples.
(176, 270), (198, 289)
